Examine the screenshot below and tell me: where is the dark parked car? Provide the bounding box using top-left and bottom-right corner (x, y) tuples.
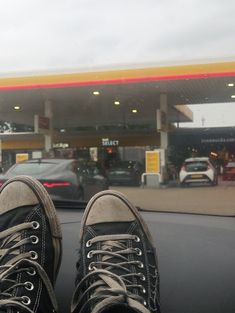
(222, 162), (235, 181)
(107, 160), (144, 186)
(0, 159), (109, 201)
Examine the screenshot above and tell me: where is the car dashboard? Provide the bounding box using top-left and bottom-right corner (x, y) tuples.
(54, 203), (235, 313)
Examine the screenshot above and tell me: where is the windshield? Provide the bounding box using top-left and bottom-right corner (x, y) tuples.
(0, 1), (234, 215)
(185, 162), (208, 172)
(112, 161), (136, 169)
(1, 2), (235, 313)
(9, 163), (55, 175)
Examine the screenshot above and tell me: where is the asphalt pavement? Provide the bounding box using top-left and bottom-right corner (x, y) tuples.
(110, 180), (235, 216)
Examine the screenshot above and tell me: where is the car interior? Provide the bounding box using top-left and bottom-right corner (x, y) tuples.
(54, 201), (235, 313)
(1, 2), (235, 313)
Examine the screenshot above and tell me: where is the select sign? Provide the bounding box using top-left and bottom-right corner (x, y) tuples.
(102, 138), (119, 146)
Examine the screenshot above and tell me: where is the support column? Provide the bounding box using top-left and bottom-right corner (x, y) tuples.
(160, 93), (169, 150)
(159, 94), (169, 182)
(0, 139), (2, 171)
(44, 100), (53, 152)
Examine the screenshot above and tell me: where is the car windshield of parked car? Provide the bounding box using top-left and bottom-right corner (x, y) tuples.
(185, 162), (208, 172)
(9, 163), (54, 176)
(112, 161), (136, 169)
(226, 162), (235, 168)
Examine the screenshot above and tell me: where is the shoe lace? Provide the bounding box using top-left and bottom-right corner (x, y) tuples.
(0, 221), (57, 313)
(72, 234), (150, 313)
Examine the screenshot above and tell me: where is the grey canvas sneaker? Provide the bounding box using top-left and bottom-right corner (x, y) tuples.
(71, 190), (160, 313)
(0, 176), (62, 313)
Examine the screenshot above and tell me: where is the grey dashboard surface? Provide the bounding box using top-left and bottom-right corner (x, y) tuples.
(55, 209), (235, 313)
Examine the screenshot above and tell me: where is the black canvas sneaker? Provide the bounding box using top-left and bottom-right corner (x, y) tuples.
(71, 190), (160, 313)
(0, 176), (62, 313)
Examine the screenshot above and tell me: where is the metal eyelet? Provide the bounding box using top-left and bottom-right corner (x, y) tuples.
(138, 261), (144, 268)
(143, 300), (147, 306)
(86, 240), (92, 247)
(24, 282), (34, 291)
(27, 268), (36, 276)
(134, 235), (140, 242)
(88, 262), (95, 271)
(87, 251), (93, 259)
(30, 251), (38, 260)
(135, 248), (142, 256)
(139, 273), (146, 281)
(30, 235), (39, 244)
(141, 286), (146, 294)
(32, 221), (40, 230)
(21, 296), (31, 305)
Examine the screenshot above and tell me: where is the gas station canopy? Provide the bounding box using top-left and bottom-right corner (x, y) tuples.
(0, 60), (234, 140)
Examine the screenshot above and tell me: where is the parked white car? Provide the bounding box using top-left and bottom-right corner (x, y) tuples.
(179, 157), (218, 186)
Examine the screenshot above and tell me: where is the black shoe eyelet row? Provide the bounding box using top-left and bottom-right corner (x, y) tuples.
(135, 248), (142, 256)
(30, 251), (38, 260)
(88, 262), (95, 271)
(87, 251), (93, 259)
(30, 235), (39, 244)
(134, 235), (140, 242)
(21, 296), (31, 306)
(86, 240), (92, 247)
(32, 221), (40, 230)
(27, 268), (36, 276)
(24, 281), (34, 291)
(139, 273), (146, 281)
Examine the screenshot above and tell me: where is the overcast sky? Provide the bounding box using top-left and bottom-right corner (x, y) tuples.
(0, 0), (235, 126)
(181, 103), (235, 128)
(0, 0), (235, 73)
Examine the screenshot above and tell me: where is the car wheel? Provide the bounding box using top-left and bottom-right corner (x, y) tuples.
(78, 187), (84, 200)
(134, 176), (141, 186)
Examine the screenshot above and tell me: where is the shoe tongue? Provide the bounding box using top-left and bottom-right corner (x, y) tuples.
(93, 299), (148, 313)
(99, 304), (139, 313)
(0, 206), (34, 266)
(91, 222), (136, 276)
(0, 205), (35, 231)
(92, 221), (133, 236)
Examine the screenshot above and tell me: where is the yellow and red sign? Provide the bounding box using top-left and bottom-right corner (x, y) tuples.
(145, 151), (160, 174)
(16, 153), (29, 164)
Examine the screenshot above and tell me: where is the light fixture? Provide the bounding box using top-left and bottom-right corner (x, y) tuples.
(60, 129), (66, 133)
(210, 152), (218, 157)
(14, 106), (20, 110)
(132, 109), (138, 113)
(114, 101), (120, 105)
(231, 95), (235, 98)
(93, 91), (100, 95)
(227, 83), (234, 87)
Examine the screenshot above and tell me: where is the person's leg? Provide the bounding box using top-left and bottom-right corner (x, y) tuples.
(71, 190), (160, 313)
(0, 176), (62, 313)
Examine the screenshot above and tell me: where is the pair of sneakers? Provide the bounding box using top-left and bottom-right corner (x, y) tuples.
(0, 176), (160, 313)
